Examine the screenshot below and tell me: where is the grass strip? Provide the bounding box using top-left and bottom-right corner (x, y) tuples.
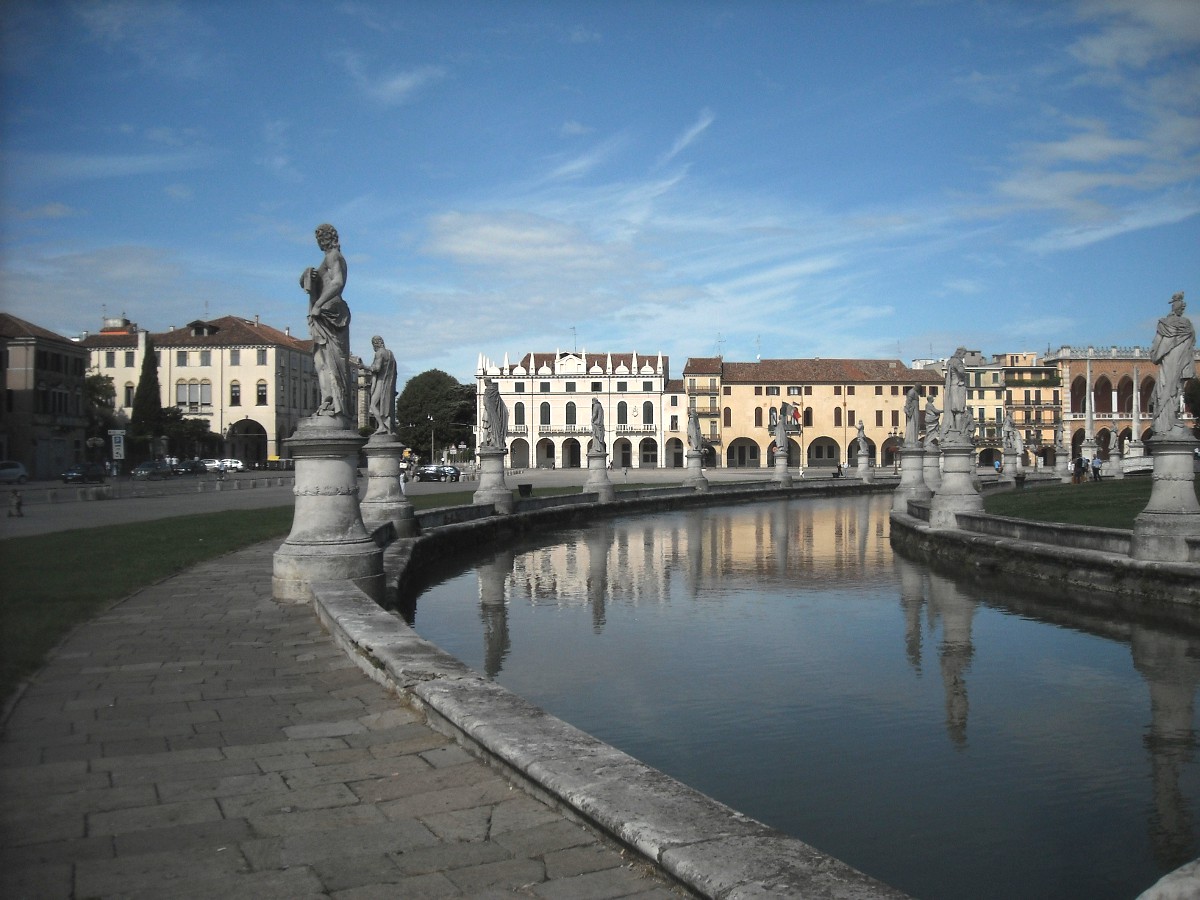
(982, 477), (1199, 530)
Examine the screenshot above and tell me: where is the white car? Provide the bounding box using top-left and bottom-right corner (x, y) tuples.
(200, 459), (221, 471)
(220, 458), (245, 472)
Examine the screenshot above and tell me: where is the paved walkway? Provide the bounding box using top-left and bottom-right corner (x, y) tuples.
(0, 541), (686, 899)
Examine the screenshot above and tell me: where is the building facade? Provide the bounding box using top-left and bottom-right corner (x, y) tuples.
(0, 313), (91, 478)
(476, 351), (676, 469)
(82, 316), (325, 464)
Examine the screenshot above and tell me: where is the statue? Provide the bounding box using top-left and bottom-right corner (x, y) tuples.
(687, 407), (703, 452)
(855, 420), (867, 459)
(367, 335), (397, 434)
(1054, 419), (1064, 448)
(924, 396), (942, 438)
(1148, 292), (1196, 437)
(591, 397), (605, 452)
(904, 387), (919, 445)
(774, 403), (788, 456)
(481, 377), (508, 449)
(1002, 411), (1025, 457)
(941, 348), (969, 440)
(300, 223), (352, 419)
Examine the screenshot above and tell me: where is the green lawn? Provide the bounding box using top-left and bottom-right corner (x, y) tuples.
(982, 477), (1200, 530)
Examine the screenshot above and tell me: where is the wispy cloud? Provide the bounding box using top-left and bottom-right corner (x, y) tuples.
(545, 135), (627, 181)
(657, 108), (715, 168)
(6, 149), (211, 185)
(335, 51), (447, 105)
(74, 0), (215, 79)
(9, 202), (79, 220)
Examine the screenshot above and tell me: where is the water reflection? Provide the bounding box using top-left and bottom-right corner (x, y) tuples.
(409, 496), (1200, 898)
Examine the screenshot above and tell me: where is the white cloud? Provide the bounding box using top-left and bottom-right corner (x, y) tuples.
(74, 0), (215, 79)
(1070, 0), (1200, 69)
(335, 51), (447, 106)
(657, 108), (716, 168)
(7, 149), (211, 185)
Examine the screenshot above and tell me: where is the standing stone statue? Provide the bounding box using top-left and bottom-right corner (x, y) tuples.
(481, 377), (508, 449)
(687, 407), (703, 452)
(924, 396), (942, 438)
(774, 403), (789, 456)
(855, 420), (867, 459)
(300, 223), (352, 419)
(367, 335), (397, 434)
(1054, 419), (1064, 448)
(1148, 292), (1196, 437)
(904, 387), (920, 445)
(941, 348), (969, 441)
(591, 397), (605, 452)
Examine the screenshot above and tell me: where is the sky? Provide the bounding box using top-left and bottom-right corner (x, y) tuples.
(2, 0), (1198, 386)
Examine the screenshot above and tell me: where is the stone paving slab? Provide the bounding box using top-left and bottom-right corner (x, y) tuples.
(0, 540), (687, 899)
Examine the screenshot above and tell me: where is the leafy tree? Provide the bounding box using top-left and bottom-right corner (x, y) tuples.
(130, 336), (163, 460)
(160, 407), (219, 459)
(395, 369), (475, 463)
(84, 372), (118, 439)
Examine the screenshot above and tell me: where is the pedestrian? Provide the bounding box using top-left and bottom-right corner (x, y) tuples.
(8, 489), (23, 518)
(994, 459), (1002, 476)
(1072, 455), (1084, 484)
(1091, 456), (1102, 482)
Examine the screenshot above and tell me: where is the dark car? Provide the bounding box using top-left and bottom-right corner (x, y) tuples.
(61, 462), (108, 484)
(414, 464), (460, 482)
(172, 459), (208, 476)
(131, 460), (174, 480)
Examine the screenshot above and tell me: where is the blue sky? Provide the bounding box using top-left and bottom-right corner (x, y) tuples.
(2, 0), (1197, 384)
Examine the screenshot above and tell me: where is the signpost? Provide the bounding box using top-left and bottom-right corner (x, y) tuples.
(109, 429), (126, 462)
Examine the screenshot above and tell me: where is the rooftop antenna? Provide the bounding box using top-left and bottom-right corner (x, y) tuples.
(571, 325), (577, 353)
(756, 334), (761, 362)
(715, 332), (725, 359)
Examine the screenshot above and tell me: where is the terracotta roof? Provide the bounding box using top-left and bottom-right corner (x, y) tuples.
(0, 313), (81, 349)
(664, 378), (684, 393)
(682, 357), (723, 375)
(686, 357), (941, 384)
(80, 316), (312, 353)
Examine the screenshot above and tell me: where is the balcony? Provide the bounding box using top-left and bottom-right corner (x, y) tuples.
(686, 384), (719, 396)
(615, 424), (657, 435)
(537, 425), (592, 437)
(693, 406), (720, 417)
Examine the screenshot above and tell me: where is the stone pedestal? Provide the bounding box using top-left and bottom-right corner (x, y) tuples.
(273, 416), (383, 604)
(583, 449), (616, 502)
(854, 456), (874, 483)
(892, 444), (931, 514)
(1132, 437), (1200, 561)
(1126, 439), (1145, 459)
(1054, 445), (1071, 483)
(1109, 449), (1125, 480)
(684, 450), (710, 492)
(929, 441), (983, 529)
(922, 443), (942, 491)
(772, 453), (793, 487)
(1002, 449), (1021, 484)
(360, 432), (416, 538)
(473, 446), (514, 513)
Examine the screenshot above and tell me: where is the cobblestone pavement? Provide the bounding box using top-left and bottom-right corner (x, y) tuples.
(0, 541), (687, 899)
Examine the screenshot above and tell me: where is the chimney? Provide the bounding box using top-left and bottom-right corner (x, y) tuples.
(255, 314), (260, 326)
(285, 326), (290, 336)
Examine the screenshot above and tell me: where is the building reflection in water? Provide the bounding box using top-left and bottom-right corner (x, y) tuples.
(442, 495), (1200, 880)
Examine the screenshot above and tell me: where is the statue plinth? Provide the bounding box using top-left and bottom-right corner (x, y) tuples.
(854, 454), (874, 483)
(1108, 448), (1125, 480)
(892, 443), (931, 513)
(360, 432), (416, 538)
(922, 441), (942, 491)
(474, 446), (513, 513)
(684, 449), (710, 492)
(1132, 437), (1200, 561)
(928, 442), (983, 529)
(1054, 444), (1071, 483)
(583, 449), (616, 502)
(273, 416), (382, 603)
(1001, 449), (1022, 483)
(772, 451), (793, 487)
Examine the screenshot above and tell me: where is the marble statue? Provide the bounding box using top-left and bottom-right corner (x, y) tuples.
(1002, 411), (1024, 457)
(591, 397), (605, 452)
(1149, 292), (1196, 437)
(367, 335), (397, 434)
(481, 377), (508, 449)
(924, 396), (942, 438)
(687, 407), (703, 451)
(904, 387), (919, 445)
(1054, 419), (1064, 448)
(300, 223), (352, 418)
(774, 403), (789, 454)
(855, 420), (867, 459)
(941, 348), (969, 441)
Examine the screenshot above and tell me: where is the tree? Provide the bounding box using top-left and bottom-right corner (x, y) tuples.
(130, 336), (164, 460)
(395, 369), (475, 463)
(160, 407), (220, 459)
(84, 372), (118, 439)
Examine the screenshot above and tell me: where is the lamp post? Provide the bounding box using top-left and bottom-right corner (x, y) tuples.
(428, 415), (435, 463)
(889, 427), (900, 472)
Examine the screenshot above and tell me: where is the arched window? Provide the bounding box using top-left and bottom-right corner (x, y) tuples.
(566, 401), (577, 425)
(123, 382), (135, 407)
(540, 401), (551, 425)
(754, 407), (763, 428)
(642, 400), (654, 424)
(256, 380), (268, 406)
(230, 381), (241, 406)
(723, 407), (731, 427)
(513, 401), (525, 426)
(834, 407), (842, 427)
(617, 401), (628, 425)
(804, 407), (813, 427)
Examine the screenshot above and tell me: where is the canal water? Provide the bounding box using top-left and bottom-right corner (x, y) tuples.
(403, 494), (1200, 899)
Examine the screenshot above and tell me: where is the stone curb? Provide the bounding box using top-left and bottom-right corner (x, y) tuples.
(307, 491), (911, 899)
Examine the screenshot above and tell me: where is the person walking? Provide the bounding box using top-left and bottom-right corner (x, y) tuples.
(1091, 456), (1102, 482)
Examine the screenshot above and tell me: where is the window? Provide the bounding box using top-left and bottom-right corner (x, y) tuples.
(805, 386), (813, 395)
(754, 408), (763, 427)
(834, 407), (842, 427)
(848, 410), (856, 426)
(688, 378), (695, 391)
(876, 410), (884, 427)
(724, 386), (732, 395)
(847, 386), (855, 395)
(754, 386), (763, 396)
(105, 351), (115, 368)
(875, 386), (883, 395)
(670, 415), (679, 431)
(891, 410), (899, 427)
(643, 381), (653, 392)
(230, 381), (241, 406)
(788, 386), (802, 396)
(995, 407), (1003, 422)
(230, 349), (240, 365)
(617, 402), (628, 425)
(891, 385), (900, 395)
(670, 396), (678, 406)
(177, 351), (188, 367)
(642, 401), (654, 424)
(539, 402), (551, 425)
(124, 351), (135, 367)
(834, 386), (842, 396)
(566, 382), (576, 393)
(566, 402), (577, 425)
(257, 349), (267, 365)
(616, 381), (627, 392)
(514, 383), (525, 392)
(641, 442), (657, 466)
(539, 382), (550, 393)
(591, 381), (602, 392)
(723, 408), (731, 427)
(123, 383), (135, 407)
(256, 380), (268, 405)
(200, 350), (211, 366)
(514, 402), (525, 426)
(766, 386), (780, 396)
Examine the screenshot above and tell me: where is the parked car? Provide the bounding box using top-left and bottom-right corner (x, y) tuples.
(131, 460), (174, 480)
(0, 461), (29, 484)
(414, 464), (460, 482)
(172, 459), (208, 476)
(200, 459), (221, 471)
(61, 462), (108, 484)
(220, 458), (245, 472)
